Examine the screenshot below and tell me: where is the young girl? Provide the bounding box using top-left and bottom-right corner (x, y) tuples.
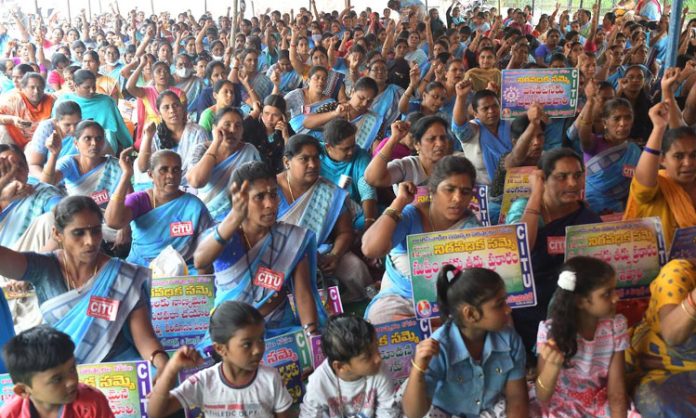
(534, 256), (639, 417)
(147, 301), (292, 418)
(199, 79), (238, 133)
(402, 265), (529, 418)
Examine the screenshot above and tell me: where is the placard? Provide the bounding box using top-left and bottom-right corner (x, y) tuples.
(77, 361), (151, 418)
(408, 223), (536, 319)
(501, 68), (579, 119)
(262, 331), (310, 404)
(288, 285), (343, 317)
(498, 166), (535, 224)
(150, 275), (215, 350)
(375, 318), (432, 385)
(669, 226), (696, 260)
(565, 218), (667, 299)
(309, 335), (325, 370)
(0, 374), (13, 407)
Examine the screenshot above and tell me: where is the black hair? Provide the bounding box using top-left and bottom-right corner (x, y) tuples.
(263, 94), (287, 114)
(436, 265), (505, 327)
(423, 81), (446, 94)
(601, 98), (633, 121)
(20, 72), (45, 89)
(471, 89), (499, 112)
(548, 257), (615, 365)
(308, 65), (328, 79)
(82, 49), (99, 63)
(411, 115), (448, 145)
(662, 126), (696, 153)
(3, 326), (76, 386)
(149, 149), (182, 172)
(284, 134), (321, 159)
(50, 53), (70, 69)
(54, 196), (104, 232)
(0, 144), (27, 167)
(353, 76), (378, 95)
(213, 106), (243, 126)
(54, 100), (82, 120)
(321, 314), (376, 364)
(538, 147), (584, 178)
(427, 155), (476, 193)
(510, 114), (546, 141)
(73, 69), (96, 86)
(324, 118), (357, 147)
(74, 120), (105, 142)
(212, 78), (235, 94)
(209, 301), (264, 362)
(205, 60), (227, 80)
(231, 161), (276, 188)
(549, 53), (567, 66)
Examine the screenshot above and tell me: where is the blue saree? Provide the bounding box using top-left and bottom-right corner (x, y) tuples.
(59, 156), (122, 208)
(585, 141), (641, 214)
(352, 111), (384, 151)
(127, 193), (214, 267)
(371, 84), (405, 128)
(285, 89), (336, 139)
(39, 258), (150, 364)
(0, 183), (63, 247)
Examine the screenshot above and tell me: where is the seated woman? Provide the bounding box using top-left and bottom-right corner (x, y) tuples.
(304, 77), (384, 150)
(193, 161), (326, 339)
(367, 59), (405, 129)
(576, 90), (641, 214)
(187, 107), (260, 222)
(53, 70), (132, 155)
(320, 118), (377, 231)
(125, 57), (187, 147)
(365, 116), (452, 198)
(277, 135), (372, 303)
(362, 155), (482, 324)
(230, 48), (272, 115)
(267, 50), (303, 96)
(105, 149), (213, 270)
(189, 60), (236, 123)
(0, 145), (63, 331)
(0, 72), (56, 150)
(172, 53), (205, 114)
(198, 80), (240, 133)
(289, 38), (347, 101)
(624, 102), (696, 245)
(25, 100), (82, 180)
(0, 195), (168, 369)
(135, 90), (208, 191)
(504, 148), (601, 358)
(284, 66), (336, 138)
(242, 95), (295, 175)
(626, 259), (696, 417)
(82, 50), (120, 100)
(463, 47), (501, 93)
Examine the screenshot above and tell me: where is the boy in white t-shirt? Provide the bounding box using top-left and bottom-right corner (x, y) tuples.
(300, 314), (401, 418)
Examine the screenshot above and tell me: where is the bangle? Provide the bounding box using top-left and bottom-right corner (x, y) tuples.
(204, 152), (217, 162)
(643, 146), (661, 156)
(111, 194), (125, 202)
(383, 207), (402, 223)
(525, 207), (541, 216)
(578, 118), (592, 126)
(681, 301), (696, 322)
(410, 359), (426, 374)
(213, 225), (229, 246)
(149, 349), (168, 364)
(364, 217), (376, 223)
(377, 152), (389, 162)
(536, 377), (551, 392)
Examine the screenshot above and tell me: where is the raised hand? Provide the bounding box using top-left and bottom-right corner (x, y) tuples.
(648, 100), (670, 129)
(390, 120), (410, 141)
(396, 181), (417, 206)
(412, 338), (440, 372)
(45, 130), (63, 155)
(661, 67), (681, 93)
(539, 339), (564, 368)
(528, 169), (546, 196)
(170, 345), (204, 371)
(229, 180), (250, 225)
(118, 146), (136, 175)
(455, 79), (473, 97)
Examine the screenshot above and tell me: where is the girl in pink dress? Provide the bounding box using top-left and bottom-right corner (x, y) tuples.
(534, 256), (640, 417)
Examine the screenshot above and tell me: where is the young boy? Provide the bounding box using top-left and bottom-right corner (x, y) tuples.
(299, 314), (400, 418)
(0, 326), (114, 418)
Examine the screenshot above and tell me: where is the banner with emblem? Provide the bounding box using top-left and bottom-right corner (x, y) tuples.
(501, 68), (579, 119)
(669, 226), (696, 260)
(408, 223), (537, 320)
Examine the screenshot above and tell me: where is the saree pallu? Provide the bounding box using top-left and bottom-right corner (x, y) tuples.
(266, 65), (303, 95)
(40, 258), (149, 364)
(63, 156), (122, 207)
(54, 93), (132, 153)
(0, 183), (63, 247)
(300, 69), (345, 100)
(585, 141), (641, 214)
(352, 111), (384, 151)
(241, 73), (273, 104)
(127, 193), (214, 267)
(278, 177), (348, 250)
(198, 223), (327, 344)
(286, 92), (336, 139)
(175, 77), (205, 114)
(196, 144), (260, 221)
(477, 119), (513, 181)
(371, 84), (404, 128)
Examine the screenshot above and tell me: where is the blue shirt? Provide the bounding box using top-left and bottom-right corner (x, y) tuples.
(424, 322), (526, 417)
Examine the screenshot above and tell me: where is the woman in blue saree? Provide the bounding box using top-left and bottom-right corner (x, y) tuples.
(194, 161), (326, 341)
(362, 155), (482, 324)
(367, 59), (405, 131)
(576, 93), (641, 214)
(0, 196), (167, 370)
(277, 135), (373, 303)
(266, 50), (303, 96)
(187, 107), (260, 222)
(231, 49), (273, 115)
(53, 70), (132, 155)
(105, 149), (213, 270)
(284, 66), (336, 139)
(304, 77), (385, 151)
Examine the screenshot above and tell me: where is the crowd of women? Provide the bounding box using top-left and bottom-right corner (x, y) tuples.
(0, 0), (694, 416)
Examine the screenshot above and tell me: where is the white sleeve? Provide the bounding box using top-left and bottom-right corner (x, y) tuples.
(373, 372), (402, 418)
(170, 372), (205, 411)
(298, 373), (325, 418)
(272, 369), (293, 413)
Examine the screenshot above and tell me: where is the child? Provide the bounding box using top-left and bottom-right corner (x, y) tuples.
(0, 326), (114, 418)
(147, 301), (292, 418)
(402, 265), (529, 418)
(300, 314), (400, 418)
(534, 256), (639, 417)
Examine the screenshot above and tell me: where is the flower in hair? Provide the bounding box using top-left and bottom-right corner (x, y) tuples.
(557, 270), (577, 292)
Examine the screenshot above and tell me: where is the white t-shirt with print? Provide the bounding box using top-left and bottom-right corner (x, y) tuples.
(171, 363), (292, 418)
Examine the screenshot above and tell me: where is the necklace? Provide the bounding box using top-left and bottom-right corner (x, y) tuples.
(61, 251), (98, 291)
(286, 173), (296, 202)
